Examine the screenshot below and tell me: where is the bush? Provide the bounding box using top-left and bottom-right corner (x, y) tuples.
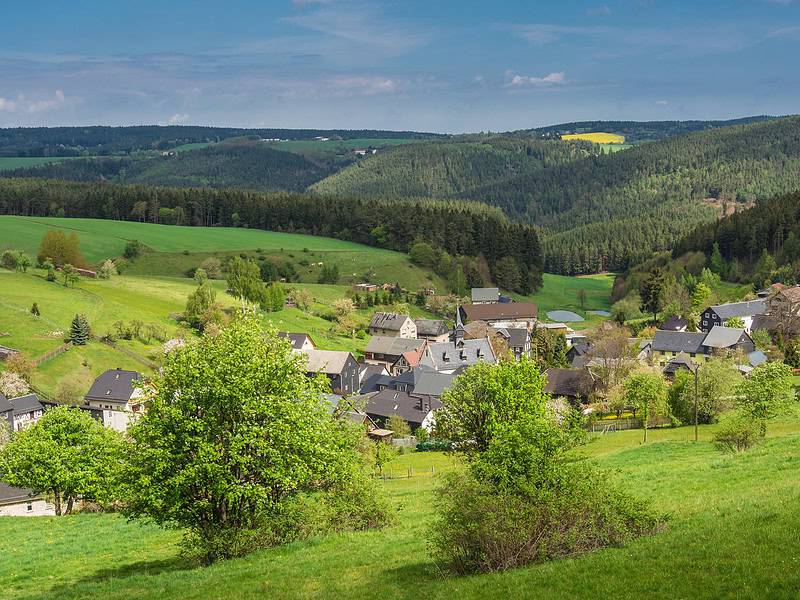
(430, 465), (664, 575)
(713, 415), (762, 453)
(123, 240), (143, 259)
(416, 440), (452, 452)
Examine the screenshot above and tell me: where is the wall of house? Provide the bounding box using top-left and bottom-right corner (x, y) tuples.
(0, 498), (55, 517)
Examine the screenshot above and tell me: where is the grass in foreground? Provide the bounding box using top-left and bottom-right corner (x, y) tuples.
(1, 418), (798, 600)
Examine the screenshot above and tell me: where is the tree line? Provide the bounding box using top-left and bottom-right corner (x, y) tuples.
(0, 177), (543, 290)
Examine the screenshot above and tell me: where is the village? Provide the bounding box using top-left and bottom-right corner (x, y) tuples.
(3, 281), (796, 516)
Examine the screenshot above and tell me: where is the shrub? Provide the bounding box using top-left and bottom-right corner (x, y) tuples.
(713, 415), (762, 453)
(416, 440), (452, 452)
(123, 240), (143, 259)
(430, 465), (664, 575)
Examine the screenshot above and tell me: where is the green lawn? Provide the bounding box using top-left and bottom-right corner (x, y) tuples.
(520, 273), (614, 328)
(0, 216), (445, 291)
(1, 416), (798, 599)
(0, 157), (82, 171)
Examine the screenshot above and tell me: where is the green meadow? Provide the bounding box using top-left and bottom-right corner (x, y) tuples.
(0, 157), (82, 172)
(521, 272), (614, 327)
(0, 416), (798, 599)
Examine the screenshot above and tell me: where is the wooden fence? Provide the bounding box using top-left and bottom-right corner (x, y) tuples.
(100, 339), (157, 369)
(32, 342), (72, 367)
(587, 416), (672, 433)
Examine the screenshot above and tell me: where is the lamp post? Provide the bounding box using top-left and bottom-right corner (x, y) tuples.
(693, 362), (700, 442)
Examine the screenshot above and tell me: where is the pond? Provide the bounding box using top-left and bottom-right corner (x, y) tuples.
(588, 310), (611, 317)
(546, 310), (584, 322)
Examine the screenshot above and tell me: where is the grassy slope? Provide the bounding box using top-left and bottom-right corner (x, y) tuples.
(1, 417), (798, 599)
(0, 157), (81, 171)
(0, 270), (439, 394)
(0, 216), (444, 292)
(522, 273), (614, 328)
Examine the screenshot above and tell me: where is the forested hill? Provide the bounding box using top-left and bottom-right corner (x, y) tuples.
(675, 189), (800, 268)
(531, 116), (778, 143)
(310, 136), (597, 199)
(0, 125), (443, 156)
(312, 116), (800, 274)
(2, 142), (333, 192)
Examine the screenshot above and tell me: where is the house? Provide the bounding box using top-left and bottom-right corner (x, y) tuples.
(418, 330), (496, 374)
(539, 322), (574, 335)
(567, 341), (591, 368)
(353, 283), (380, 293)
(757, 283), (785, 298)
(663, 354), (695, 379)
(0, 482), (55, 517)
(702, 326), (755, 355)
(544, 368), (595, 404)
(700, 300), (766, 333)
(302, 349), (360, 395)
(660, 316), (688, 332)
(368, 312), (417, 339)
(277, 332), (316, 352)
(365, 389), (442, 431)
(370, 366), (455, 399)
(5, 394), (44, 431)
(496, 327), (531, 360)
(364, 336), (427, 372)
(651, 327), (755, 364)
(359, 363), (390, 394)
(414, 319), (450, 343)
(0, 345), (20, 362)
(84, 369), (144, 431)
(651, 331), (708, 363)
(458, 302), (538, 329)
(471, 287), (500, 304)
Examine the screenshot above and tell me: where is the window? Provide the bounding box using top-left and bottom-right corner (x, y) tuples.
(26, 502), (33, 512)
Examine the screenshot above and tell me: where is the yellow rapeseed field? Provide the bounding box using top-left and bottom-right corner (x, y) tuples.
(562, 132), (625, 144)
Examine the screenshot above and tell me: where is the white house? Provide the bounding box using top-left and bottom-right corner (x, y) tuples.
(0, 483), (55, 517)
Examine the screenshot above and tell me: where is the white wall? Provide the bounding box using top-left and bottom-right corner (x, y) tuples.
(0, 498), (55, 517)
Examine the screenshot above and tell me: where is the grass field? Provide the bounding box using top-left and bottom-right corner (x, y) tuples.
(0, 216), (444, 290)
(1, 415), (798, 599)
(0, 157), (82, 171)
(0, 269), (439, 394)
(562, 132), (626, 144)
(599, 142), (633, 153)
(520, 273), (614, 328)
(267, 138), (417, 155)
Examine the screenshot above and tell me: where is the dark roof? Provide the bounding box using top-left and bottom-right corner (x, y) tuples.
(365, 336), (425, 356)
(414, 319), (449, 337)
(702, 326), (750, 349)
(365, 389), (443, 425)
(0, 392), (10, 414)
(471, 288), (499, 303)
(85, 369), (141, 403)
(708, 300), (767, 320)
(660, 316), (688, 331)
(460, 303), (538, 322)
(369, 312), (412, 331)
(544, 368), (594, 399)
(663, 354), (695, 375)
(0, 482), (37, 506)
(652, 331), (707, 354)
(411, 369), (455, 397)
(277, 332), (315, 350)
(420, 338), (495, 371)
(9, 393), (43, 415)
(500, 327), (529, 348)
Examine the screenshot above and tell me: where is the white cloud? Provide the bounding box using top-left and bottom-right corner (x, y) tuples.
(167, 113), (191, 125)
(768, 25), (800, 38)
(0, 90), (65, 113)
(587, 4), (612, 16)
(506, 71), (566, 87)
(329, 76), (397, 95)
(655, 99), (669, 105)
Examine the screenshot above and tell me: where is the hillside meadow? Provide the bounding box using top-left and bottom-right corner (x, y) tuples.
(0, 416), (798, 599)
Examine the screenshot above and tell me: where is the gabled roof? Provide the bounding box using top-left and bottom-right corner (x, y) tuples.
(652, 331), (707, 354)
(85, 369), (141, 403)
(414, 319), (449, 337)
(277, 332), (315, 350)
(460, 303), (538, 322)
(9, 393), (43, 415)
(663, 353), (696, 375)
(303, 349), (354, 374)
(369, 312), (412, 331)
(544, 368), (594, 399)
(365, 389), (443, 424)
(471, 287), (499, 303)
(660, 316), (688, 331)
(365, 336), (425, 356)
(502, 327), (530, 348)
(748, 350), (768, 367)
(702, 326), (750, 349)
(420, 338), (496, 371)
(708, 300), (766, 320)
(412, 369), (455, 397)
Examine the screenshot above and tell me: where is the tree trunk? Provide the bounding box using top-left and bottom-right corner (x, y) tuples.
(65, 496), (74, 515)
(53, 491), (62, 516)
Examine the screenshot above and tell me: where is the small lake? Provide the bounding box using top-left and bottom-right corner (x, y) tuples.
(588, 310), (611, 317)
(546, 310), (584, 322)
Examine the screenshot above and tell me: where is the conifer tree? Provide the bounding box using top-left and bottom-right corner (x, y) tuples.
(69, 314), (91, 345)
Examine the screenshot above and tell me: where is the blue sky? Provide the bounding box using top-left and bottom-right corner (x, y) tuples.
(1, 0), (799, 132)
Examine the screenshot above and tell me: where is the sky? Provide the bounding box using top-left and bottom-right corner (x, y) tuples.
(1, 0), (799, 132)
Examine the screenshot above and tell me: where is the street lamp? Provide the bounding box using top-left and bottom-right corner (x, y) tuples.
(692, 361), (701, 442)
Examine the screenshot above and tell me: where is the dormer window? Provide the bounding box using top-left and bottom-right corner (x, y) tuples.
(442, 352), (450, 362)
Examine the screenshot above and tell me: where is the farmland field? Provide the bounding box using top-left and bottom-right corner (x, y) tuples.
(0, 415), (798, 599)
(0, 156), (82, 171)
(266, 138), (418, 155)
(561, 132), (626, 144)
